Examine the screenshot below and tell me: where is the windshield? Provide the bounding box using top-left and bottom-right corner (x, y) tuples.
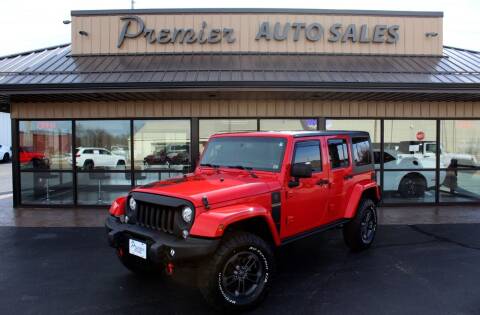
(200, 137), (287, 172)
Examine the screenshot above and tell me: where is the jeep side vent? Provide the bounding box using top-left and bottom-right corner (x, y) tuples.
(135, 201), (176, 234)
(271, 191), (281, 233)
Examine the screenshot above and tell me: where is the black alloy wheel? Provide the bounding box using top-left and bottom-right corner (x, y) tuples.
(343, 198), (377, 251)
(220, 251), (265, 301)
(360, 205), (377, 244)
(198, 231), (275, 311)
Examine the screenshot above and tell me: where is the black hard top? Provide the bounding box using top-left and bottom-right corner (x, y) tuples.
(212, 130), (371, 138)
(286, 130), (370, 138)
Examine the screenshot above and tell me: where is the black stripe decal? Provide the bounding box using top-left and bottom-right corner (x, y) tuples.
(271, 191), (281, 233)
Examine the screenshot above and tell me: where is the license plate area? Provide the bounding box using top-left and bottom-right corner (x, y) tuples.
(129, 239), (147, 259)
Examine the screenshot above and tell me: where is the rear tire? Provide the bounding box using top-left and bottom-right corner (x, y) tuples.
(198, 231), (275, 311)
(343, 198), (377, 251)
(2, 153), (9, 163)
(399, 174), (427, 198)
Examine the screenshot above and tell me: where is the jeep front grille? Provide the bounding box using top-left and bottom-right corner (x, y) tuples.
(135, 202), (176, 234)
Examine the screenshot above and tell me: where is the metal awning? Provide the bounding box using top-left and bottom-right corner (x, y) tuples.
(1, 44), (480, 103)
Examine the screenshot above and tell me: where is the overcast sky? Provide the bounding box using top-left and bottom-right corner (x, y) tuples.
(0, 0), (479, 56)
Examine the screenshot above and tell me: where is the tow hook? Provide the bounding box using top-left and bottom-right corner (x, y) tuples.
(166, 262), (175, 275)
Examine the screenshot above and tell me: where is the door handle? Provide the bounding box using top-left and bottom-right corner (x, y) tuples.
(344, 174), (353, 180)
(316, 178), (330, 186)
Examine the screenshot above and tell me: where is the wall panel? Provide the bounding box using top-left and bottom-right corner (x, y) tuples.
(12, 100), (480, 119)
(71, 13), (443, 56)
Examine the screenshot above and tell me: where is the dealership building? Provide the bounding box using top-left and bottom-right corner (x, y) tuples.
(0, 8), (480, 208)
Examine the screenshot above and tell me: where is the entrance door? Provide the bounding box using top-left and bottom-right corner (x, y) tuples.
(325, 136), (353, 222)
(283, 139), (330, 238)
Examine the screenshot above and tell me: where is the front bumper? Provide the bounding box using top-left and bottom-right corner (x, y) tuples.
(105, 216), (220, 263)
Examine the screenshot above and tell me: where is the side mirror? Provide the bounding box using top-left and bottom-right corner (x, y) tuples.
(291, 163), (313, 178)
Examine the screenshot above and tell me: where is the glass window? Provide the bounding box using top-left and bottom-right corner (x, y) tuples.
(75, 120), (130, 170)
(440, 120), (480, 168)
(293, 141), (321, 171)
(382, 170), (436, 203)
(328, 139), (349, 169)
(20, 172), (73, 205)
(199, 119), (257, 153)
(440, 120), (480, 203)
(382, 120), (437, 203)
(77, 172), (132, 205)
(133, 172), (184, 187)
(327, 119), (381, 169)
(260, 119), (317, 131)
(134, 120), (191, 171)
(200, 137), (286, 172)
(352, 137), (371, 166)
(374, 151), (396, 164)
(19, 121), (72, 170)
(383, 120), (436, 169)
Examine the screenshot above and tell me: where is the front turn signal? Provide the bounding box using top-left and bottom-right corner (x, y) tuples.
(109, 196), (126, 217)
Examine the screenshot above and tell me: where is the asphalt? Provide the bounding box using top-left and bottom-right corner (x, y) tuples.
(0, 224), (479, 315)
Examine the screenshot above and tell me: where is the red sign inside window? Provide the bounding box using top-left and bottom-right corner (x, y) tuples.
(416, 131), (425, 141)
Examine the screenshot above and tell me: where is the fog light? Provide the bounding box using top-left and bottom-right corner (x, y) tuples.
(125, 215), (129, 223)
(170, 248), (175, 257)
(182, 230), (189, 239)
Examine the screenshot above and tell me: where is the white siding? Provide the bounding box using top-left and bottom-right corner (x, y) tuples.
(0, 113), (11, 147)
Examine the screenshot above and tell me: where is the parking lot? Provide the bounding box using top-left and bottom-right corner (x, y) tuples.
(0, 162), (11, 195)
(0, 224), (479, 314)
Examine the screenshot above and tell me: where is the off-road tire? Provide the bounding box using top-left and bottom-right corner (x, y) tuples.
(198, 231), (275, 311)
(343, 198), (377, 251)
(2, 153), (9, 163)
(399, 174), (427, 198)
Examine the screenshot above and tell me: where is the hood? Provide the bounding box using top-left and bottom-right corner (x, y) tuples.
(133, 171), (277, 207)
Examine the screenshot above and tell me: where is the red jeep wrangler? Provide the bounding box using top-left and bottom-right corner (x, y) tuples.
(106, 131), (380, 310)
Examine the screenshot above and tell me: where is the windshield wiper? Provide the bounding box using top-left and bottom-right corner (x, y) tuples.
(200, 163), (220, 168)
(227, 165), (258, 178)
(200, 163), (221, 174)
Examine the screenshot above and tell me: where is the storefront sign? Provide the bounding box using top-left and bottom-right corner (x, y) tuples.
(117, 15), (400, 48)
(255, 22), (399, 43)
(117, 16), (235, 47)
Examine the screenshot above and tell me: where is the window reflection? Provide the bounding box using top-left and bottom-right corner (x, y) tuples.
(77, 172), (131, 205)
(75, 121), (130, 170)
(440, 120), (480, 202)
(326, 119), (380, 169)
(133, 120), (191, 171)
(199, 119), (257, 153)
(19, 121), (72, 170)
(21, 172), (73, 204)
(133, 172), (184, 187)
(260, 119), (317, 131)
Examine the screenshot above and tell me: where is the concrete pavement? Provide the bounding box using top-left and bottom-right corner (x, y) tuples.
(0, 224), (478, 314)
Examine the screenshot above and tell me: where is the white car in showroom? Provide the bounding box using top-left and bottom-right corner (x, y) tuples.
(374, 149), (446, 198)
(69, 147), (127, 170)
(398, 140), (478, 167)
(0, 144), (11, 162)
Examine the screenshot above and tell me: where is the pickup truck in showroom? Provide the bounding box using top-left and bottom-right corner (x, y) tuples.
(105, 131), (380, 310)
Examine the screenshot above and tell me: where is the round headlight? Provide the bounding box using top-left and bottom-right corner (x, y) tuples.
(129, 197), (137, 211)
(181, 206), (193, 223)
